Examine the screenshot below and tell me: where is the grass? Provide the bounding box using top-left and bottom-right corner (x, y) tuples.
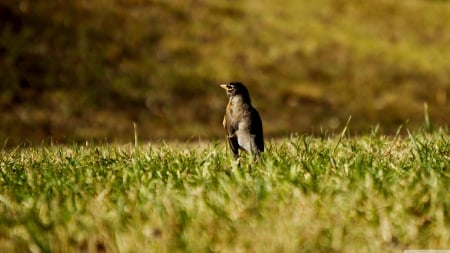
(1, 129), (449, 252)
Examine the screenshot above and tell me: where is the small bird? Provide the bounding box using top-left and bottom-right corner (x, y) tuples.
(220, 82), (264, 161)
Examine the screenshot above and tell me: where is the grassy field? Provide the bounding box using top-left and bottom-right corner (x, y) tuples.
(2, 0), (450, 145)
(1, 1), (449, 251)
(1, 129), (449, 252)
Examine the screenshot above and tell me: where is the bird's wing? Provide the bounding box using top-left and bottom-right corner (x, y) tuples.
(249, 108), (264, 152)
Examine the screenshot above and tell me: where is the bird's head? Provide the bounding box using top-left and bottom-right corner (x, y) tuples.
(220, 82), (251, 103)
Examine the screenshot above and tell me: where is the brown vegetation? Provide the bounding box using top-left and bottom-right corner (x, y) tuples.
(1, 0), (450, 145)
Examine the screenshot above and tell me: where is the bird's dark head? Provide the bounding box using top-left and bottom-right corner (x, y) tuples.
(220, 82), (251, 103)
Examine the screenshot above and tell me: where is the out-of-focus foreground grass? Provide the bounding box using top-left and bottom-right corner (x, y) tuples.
(1, 0), (450, 145)
(0, 132), (449, 252)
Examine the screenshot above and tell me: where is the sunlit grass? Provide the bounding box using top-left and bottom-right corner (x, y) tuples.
(1, 129), (449, 252)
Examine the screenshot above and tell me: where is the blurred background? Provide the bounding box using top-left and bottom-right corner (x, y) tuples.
(1, 0), (450, 146)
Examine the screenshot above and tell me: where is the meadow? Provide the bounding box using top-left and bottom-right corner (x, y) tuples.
(2, 2), (450, 251)
(2, 0), (450, 144)
(1, 129), (449, 252)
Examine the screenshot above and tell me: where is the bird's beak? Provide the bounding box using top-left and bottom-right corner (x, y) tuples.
(219, 84), (228, 90)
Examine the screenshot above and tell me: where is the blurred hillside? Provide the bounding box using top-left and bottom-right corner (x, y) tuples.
(1, 0), (450, 145)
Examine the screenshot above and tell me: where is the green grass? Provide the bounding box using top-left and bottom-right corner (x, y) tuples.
(1, 129), (449, 252)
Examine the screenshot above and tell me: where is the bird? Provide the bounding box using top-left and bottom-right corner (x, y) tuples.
(220, 82), (264, 161)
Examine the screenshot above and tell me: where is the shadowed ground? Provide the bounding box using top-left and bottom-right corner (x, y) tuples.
(1, 0), (450, 145)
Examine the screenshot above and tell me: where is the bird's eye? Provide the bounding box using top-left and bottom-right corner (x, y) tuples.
(227, 84), (235, 90)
